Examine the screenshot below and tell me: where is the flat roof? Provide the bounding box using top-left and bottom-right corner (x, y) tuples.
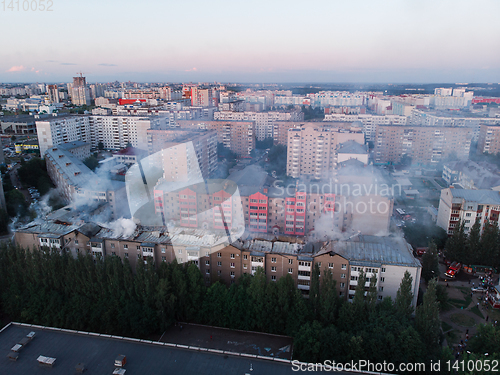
(0, 323), (305, 375)
(332, 235), (420, 268)
(448, 188), (500, 204)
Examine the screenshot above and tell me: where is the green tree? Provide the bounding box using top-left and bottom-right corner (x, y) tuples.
(478, 221), (499, 265)
(309, 263), (320, 319)
(444, 219), (467, 262)
(415, 278), (441, 358)
(466, 217), (481, 264)
(319, 268), (338, 325)
(395, 270), (414, 320)
(98, 142), (104, 151)
(83, 155), (99, 171)
(421, 241), (440, 282)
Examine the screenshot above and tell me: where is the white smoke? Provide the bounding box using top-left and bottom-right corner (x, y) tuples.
(100, 217), (137, 238)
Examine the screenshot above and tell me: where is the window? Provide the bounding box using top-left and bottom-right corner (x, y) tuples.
(381, 267), (386, 273)
(230, 254), (235, 259)
(271, 257), (277, 263)
(351, 266), (357, 271)
(243, 264), (247, 269)
(217, 261), (222, 267)
(162, 256), (166, 261)
(217, 252), (222, 258)
(206, 269), (210, 274)
(137, 245), (141, 250)
(341, 273), (346, 278)
(289, 259), (293, 265)
(316, 262), (321, 267)
(378, 295), (383, 301)
(137, 254), (141, 259)
(340, 282), (345, 288)
(123, 244), (128, 249)
(161, 247), (166, 253)
(74, 239), (78, 244)
(328, 263), (334, 269)
(124, 253), (128, 258)
(205, 260), (210, 266)
(351, 276), (358, 281)
(379, 286), (384, 292)
(341, 264), (347, 269)
(380, 277), (385, 282)
(271, 266), (276, 272)
(111, 243), (115, 248)
(288, 268), (293, 274)
(217, 270), (221, 276)
(230, 262), (235, 268)
(271, 275), (276, 281)
(243, 255), (248, 260)
(178, 249), (182, 254)
(111, 252), (116, 256)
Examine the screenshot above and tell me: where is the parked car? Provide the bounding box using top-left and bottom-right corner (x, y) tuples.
(471, 286), (488, 293)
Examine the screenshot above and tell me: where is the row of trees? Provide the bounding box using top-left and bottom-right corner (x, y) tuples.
(0, 243), (451, 371)
(445, 219), (500, 268)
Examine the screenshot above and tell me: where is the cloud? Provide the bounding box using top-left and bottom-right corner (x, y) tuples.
(46, 60), (58, 63)
(184, 67), (197, 72)
(98, 63), (117, 67)
(60, 62), (77, 65)
(6, 65), (26, 72)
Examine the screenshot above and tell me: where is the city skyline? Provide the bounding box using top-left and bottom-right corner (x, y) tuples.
(1, 0), (500, 83)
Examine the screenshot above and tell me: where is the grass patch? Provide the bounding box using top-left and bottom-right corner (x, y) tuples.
(450, 313), (476, 327)
(449, 296), (472, 309)
(442, 321), (453, 332)
(470, 306), (485, 319)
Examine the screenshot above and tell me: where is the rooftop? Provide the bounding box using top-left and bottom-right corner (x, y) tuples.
(57, 141), (90, 151)
(331, 235), (420, 268)
(336, 140), (368, 155)
(448, 188), (500, 204)
(0, 323), (300, 375)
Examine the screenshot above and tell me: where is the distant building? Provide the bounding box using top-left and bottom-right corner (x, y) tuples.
(71, 76), (91, 106)
(442, 160), (500, 190)
(175, 120), (255, 157)
(58, 141), (92, 160)
(437, 188), (500, 235)
(47, 84), (60, 104)
(374, 124), (472, 165)
(478, 124), (500, 155)
(286, 123), (365, 178)
(0, 115), (38, 135)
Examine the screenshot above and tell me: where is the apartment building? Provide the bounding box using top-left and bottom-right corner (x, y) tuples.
(71, 76), (91, 106)
(437, 188), (500, 235)
(36, 115), (156, 156)
(329, 235), (421, 306)
(374, 125), (472, 165)
(45, 147), (127, 219)
(442, 161), (500, 189)
(214, 110), (304, 141)
(152, 163), (392, 237)
(477, 124), (500, 155)
(147, 129), (218, 179)
(57, 140), (91, 160)
(273, 121), (353, 146)
(36, 115), (91, 156)
(175, 120), (255, 157)
(14, 221), (418, 303)
(286, 123), (365, 178)
(323, 113), (407, 142)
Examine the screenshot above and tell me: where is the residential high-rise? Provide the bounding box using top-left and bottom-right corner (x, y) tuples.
(47, 84), (60, 104)
(477, 124), (500, 155)
(71, 76), (91, 106)
(285, 123), (365, 178)
(374, 125), (472, 165)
